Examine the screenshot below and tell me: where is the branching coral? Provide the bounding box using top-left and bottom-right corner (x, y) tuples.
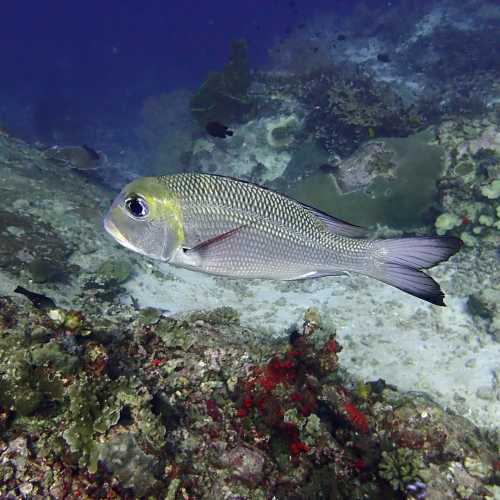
(295, 68), (418, 156)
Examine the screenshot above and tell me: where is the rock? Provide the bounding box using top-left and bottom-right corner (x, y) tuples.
(221, 446), (265, 486)
(467, 288), (498, 319)
(96, 259), (133, 286)
(99, 433), (158, 496)
(475, 386), (495, 401)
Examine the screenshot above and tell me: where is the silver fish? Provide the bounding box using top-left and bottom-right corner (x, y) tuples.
(104, 173), (462, 306)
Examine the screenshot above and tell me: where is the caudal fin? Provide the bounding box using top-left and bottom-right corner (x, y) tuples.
(366, 236), (463, 306)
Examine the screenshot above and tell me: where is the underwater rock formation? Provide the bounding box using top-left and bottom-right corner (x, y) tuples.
(190, 40), (253, 127)
(434, 119), (500, 247)
(1, 300), (498, 498)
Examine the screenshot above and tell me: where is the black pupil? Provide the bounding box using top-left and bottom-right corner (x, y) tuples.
(127, 198), (146, 217)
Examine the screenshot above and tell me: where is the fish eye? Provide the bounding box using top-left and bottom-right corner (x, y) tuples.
(125, 195), (149, 219)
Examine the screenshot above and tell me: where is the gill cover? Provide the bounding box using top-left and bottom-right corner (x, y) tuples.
(103, 177), (184, 261)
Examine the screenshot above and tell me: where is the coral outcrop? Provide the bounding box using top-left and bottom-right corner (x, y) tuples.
(1, 301), (498, 498)
(190, 40), (253, 127)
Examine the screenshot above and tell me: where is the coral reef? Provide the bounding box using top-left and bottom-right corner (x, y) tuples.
(434, 118), (500, 248)
(290, 67), (420, 157)
(1, 5), (500, 496)
(1, 300), (498, 498)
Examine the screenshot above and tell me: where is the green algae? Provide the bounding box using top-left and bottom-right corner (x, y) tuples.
(63, 376), (103, 472)
(188, 306), (241, 326)
(455, 161), (475, 176)
(154, 318), (193, 350)
(30, 342), (79, 374)
(0, 331), (42, 416)
(62, 374), (166, 473)
(379, 447), (429, 492)
(96, 258), (133, 286)
(290, 130), (445, 229)
(283, 138), (330, 181)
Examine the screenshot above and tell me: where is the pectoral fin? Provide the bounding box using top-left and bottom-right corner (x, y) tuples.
(184, 225), (246, 261)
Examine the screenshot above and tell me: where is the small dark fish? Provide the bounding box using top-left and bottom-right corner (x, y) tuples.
(43, 144), (102, 171)
(311, 47), (319, 53)
(337, 34), (347, 41)
(298, 23), (306, 29)
(206, 121), (234, 139)
(14, 286), (56, 310)
(377, 53), (391, 63)
(318, 163), (339, 174)
(285, 27), (292, 35)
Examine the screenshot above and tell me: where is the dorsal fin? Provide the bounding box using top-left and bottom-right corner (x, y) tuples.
(300, 202), (369, 238)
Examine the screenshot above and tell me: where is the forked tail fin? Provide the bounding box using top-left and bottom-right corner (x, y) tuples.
(366, 236), (463, 306)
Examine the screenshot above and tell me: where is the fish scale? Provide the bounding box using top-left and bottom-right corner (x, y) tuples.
(158, 173), (370, 278)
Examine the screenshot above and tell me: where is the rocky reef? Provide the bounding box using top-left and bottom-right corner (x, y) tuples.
(1, 300), (499, 499)
(190, 39), (253, 128)
(1, 1), (500, 496)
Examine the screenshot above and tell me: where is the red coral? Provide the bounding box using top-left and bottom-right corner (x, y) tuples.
(290, 441), (309, 455)
(257, 354), (297, 392)
(353, 457), (366, 472)
(325, 339), (338, 353)
(344, 402), (369, 433)
(206, 399), (222, 422)
(242, 396), (253, 408)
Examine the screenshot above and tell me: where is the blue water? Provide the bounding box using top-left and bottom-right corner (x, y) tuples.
(2, 1), (352, 122)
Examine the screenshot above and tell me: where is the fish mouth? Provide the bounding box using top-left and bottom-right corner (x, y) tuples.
(103, 216), (139, 253)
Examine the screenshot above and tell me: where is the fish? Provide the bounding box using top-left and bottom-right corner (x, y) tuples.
(205, 121), (234, 139)
(103, 173), (463, 306)
(14, 286), (56, 310)
(43, 144), (102, 170)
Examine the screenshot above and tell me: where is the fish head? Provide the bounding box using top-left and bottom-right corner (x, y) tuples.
(103, 177), (184, 261)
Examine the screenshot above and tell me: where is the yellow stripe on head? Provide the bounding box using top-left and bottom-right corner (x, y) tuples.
(126, 177), (185, 244)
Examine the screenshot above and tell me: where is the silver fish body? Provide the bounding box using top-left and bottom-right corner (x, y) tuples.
(163, 173), (371, 280)
(104, 173), (462, 305)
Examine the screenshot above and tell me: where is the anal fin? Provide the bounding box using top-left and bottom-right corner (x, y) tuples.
(284, 270), (349, 281)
